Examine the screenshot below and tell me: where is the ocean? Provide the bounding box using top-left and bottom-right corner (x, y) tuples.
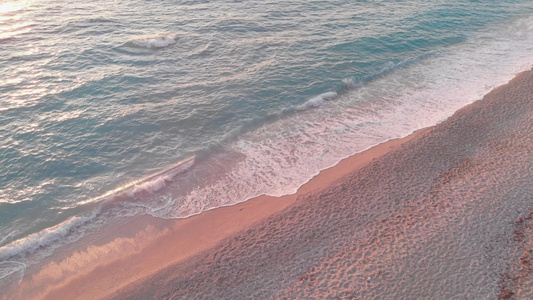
(1, 0), (533, 291)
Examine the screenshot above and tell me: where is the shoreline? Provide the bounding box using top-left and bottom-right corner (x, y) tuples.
(14, 117), (421, 300)
(8, 70), (533, 299)
(9, 109), (425, 300)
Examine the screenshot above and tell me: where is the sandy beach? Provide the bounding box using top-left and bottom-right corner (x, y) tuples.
(8, 70), (533, 299)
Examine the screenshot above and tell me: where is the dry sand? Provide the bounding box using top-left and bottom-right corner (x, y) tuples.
(9, 70), (533, 299)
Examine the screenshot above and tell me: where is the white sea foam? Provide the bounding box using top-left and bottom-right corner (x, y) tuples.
(298, 91), (338, 110)
(126, 157), (195, 196)
(130, 34), (178, 49)
(78, 156), (195, 206)
(342, 78), (360, 89)
(0, 157), (194, 276)
(131, 177), (167, 195)
(149, 14), (533, 220)
(0, 207), (101, 262)
(0, 261), (26, 281)
(0, 261), (26, 293)
(4, 11), (533, 293)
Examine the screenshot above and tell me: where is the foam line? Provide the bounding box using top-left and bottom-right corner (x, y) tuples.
(298, 91), (338, 110)
(76, 156), (195, 206)
(0, 157), (194, 263)
(129, 34), (178, 49)
(0, 208), (101, 262)
(0, 261), (26, 281)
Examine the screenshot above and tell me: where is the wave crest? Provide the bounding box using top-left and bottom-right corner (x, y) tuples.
(129, 34), (178, 49)
(298, 91), (338, 110)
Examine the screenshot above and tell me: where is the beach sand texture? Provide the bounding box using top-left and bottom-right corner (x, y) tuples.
(14, 70), (533, 299)
(114, 70), (533, 299)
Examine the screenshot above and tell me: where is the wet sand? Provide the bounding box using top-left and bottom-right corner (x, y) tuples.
(11, 70), (533, 299)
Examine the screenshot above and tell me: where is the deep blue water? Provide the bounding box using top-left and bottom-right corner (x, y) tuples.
(1, 0), (533, 288)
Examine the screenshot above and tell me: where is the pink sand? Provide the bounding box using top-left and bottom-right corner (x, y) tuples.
(7, 71), (533, 299)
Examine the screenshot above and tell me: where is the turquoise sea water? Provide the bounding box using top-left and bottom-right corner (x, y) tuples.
(1, 0), (533, 288)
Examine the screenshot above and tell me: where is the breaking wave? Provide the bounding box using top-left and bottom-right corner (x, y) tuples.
(298, 91), (338, 110)
(128, 34), (178, 49)
(0, 156), (195, 281)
